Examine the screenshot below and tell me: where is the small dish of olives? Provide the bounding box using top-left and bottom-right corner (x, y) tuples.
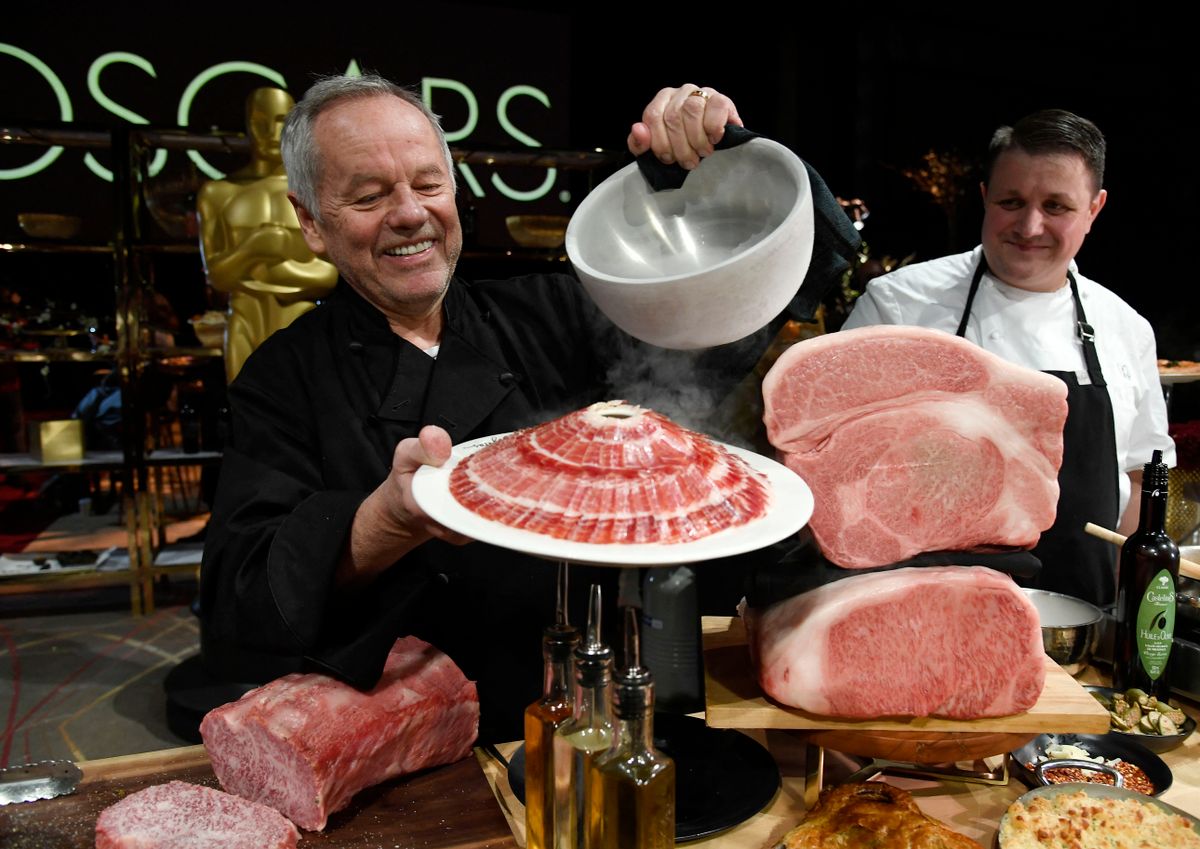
(1085, 686), (1197, 753)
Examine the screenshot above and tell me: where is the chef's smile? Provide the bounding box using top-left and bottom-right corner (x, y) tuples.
(384, 239), (435, 257)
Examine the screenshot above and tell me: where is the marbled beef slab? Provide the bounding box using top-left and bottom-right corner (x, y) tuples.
(763, 325), (1067, 568)
(743, 566), (1045, 718)
(200, 636), (478, 831)
(95, 780), (299, 848)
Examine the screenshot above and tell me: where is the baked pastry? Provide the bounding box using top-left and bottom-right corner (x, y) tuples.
(775, 782), (982, 849)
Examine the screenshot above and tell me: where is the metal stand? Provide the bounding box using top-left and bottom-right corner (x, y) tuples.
(804, 742), (1009, 802)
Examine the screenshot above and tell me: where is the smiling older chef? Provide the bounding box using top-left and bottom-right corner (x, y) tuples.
(844, 109), (1175, 607)
(197, 77), (773, 742)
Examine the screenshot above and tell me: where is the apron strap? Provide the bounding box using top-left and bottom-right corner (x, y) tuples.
(955, 259), (988, 338)
(1068, 270), (1106, 388)
(956, 259), (1107, 388)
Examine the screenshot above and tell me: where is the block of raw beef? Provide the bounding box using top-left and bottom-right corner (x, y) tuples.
(763, 325), (1067, 568)
(200, 635), (479, 831)
(94, 780), (299, 849)
(742, 566), (1045, 718)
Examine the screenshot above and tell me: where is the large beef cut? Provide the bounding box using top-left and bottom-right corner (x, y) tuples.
(743, 566), (1045, 719)
(450, 400), (769, 543)
(200, 635), (478, 831)
(95, 780), (299, 849)
(762, 325), (1067, 568)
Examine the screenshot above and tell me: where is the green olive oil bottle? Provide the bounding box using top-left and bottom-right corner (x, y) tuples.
(1113, 450), (1179, 698)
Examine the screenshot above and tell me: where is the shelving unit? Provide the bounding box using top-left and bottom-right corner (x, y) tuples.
(0, 123), (222, 614)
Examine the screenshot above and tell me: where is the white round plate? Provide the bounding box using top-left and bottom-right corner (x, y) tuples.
(411, 432), (813, 567)
(1159, 371), (1200, 385)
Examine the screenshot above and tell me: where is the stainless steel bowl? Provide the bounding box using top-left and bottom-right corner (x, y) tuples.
(1023, 588), (1104, 675)
(565, 138), (814, 350)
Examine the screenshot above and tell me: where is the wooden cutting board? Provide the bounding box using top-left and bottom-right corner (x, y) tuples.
(703, 615), (1111, 734)
(0, 746), (518, 849)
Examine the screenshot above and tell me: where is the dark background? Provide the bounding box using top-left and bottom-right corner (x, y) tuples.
(2, 9), (1197, 376)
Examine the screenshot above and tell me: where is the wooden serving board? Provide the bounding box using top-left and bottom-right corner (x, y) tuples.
(0, 745), (518, 849)
(703, 616), (1110, 734)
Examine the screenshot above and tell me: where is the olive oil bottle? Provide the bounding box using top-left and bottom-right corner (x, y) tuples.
(585, 607), (675, 849)
(1113, 450), (1179, 698)
(552, 584), (613, 849)
(525, 565), (581, 849)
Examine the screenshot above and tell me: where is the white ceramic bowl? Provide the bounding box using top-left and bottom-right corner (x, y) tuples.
(565, 139), (814, 350)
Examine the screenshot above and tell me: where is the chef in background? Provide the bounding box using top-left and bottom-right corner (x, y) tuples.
(198, 77), (764, 742)
(843, 109), (1175, 607)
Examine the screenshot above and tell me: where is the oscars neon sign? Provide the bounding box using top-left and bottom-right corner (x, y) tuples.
(1, 43), (559, 202)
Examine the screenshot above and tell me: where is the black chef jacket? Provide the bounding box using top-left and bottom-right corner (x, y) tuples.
(199, 272), (785, 742)
(198, 273), (631, 740)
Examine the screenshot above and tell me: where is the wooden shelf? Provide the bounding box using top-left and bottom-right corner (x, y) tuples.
(0, 241), (113, 254)
(0, 349), (116, 363)
(0, 566), (137, 595)
(0, 449), (220, 473)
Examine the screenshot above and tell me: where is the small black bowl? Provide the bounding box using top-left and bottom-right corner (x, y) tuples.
(1009, 732), (1173, 796)
(1084, 686), (1197, 754)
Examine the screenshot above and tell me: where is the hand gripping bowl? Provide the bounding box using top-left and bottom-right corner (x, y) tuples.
(565, 137), (815, 350)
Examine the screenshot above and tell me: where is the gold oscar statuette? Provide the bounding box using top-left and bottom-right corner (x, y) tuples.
(197, 87), (337, 382)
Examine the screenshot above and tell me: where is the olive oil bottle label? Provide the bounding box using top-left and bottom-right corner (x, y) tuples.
(1135, 569), (1176, 680)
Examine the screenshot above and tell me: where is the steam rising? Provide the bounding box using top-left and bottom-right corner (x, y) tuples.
(597, 324), (774, 452)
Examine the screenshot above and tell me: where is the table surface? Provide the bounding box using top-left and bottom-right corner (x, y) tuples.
(0, 746), (519, 848)
(5, 673), (1194, 849)
(478, 689), (1199, 848)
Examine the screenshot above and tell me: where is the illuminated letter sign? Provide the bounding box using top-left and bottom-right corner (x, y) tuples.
(178, 61), (288, 180)
(86, 52), (168, 182)
(0, 43), (72, 180)
(493, 84), (555, 202)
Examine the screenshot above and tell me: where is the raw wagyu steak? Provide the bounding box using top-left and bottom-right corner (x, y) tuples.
(94, 780), (299, 849)
(200, 636), (478, 831)
(450, 400), (769, 543)
(763, 325), (1067, 568)
(743, 566), (1045, 719)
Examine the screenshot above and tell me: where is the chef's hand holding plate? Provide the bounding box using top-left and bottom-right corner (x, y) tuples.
(628, 84), (742, 170)
(338, 426), (471, 587)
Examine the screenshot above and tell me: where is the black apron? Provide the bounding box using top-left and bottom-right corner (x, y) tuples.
(956, 259), (1120, 607)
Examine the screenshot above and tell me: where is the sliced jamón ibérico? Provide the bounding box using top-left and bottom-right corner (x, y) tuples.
(450, 400), (769, 544)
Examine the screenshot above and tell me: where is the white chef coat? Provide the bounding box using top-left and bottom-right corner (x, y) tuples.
(843, 246), (1176, 518)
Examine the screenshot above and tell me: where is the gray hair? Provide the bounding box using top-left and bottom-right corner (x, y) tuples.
(281, 73), (456, 220)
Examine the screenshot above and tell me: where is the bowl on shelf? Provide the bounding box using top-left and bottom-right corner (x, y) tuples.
(17, 213), (82, 240)
(1022, 588), (1104, 675)
(505, 214), (569, 249)
(188, 311), (226, 349)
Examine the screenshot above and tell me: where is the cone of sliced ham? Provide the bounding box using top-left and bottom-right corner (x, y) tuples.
(450, 400), (769, 544)
(763, 326), (1067, 568)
